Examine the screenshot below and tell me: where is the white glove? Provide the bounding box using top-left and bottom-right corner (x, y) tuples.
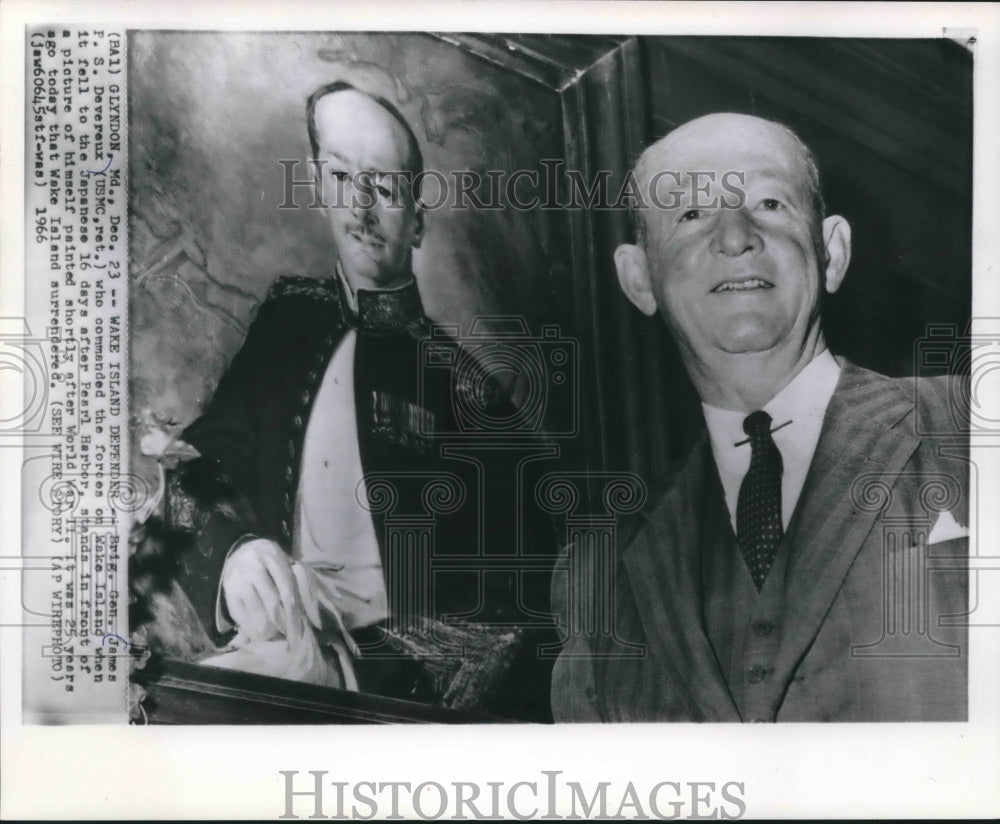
(220, 538), (306, 645)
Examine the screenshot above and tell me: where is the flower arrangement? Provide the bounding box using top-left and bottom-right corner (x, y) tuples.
(127, 409), (201, 723)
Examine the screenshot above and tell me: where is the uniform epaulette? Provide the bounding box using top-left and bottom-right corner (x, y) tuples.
(265, 275), (340, 304)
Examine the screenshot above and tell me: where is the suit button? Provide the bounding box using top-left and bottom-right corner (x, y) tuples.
(752, 619), (775, 636)
(293, 414), (303, 428)
(306, 371), (318, 383)
(324, 335), (334, 347)
(283, 492), (291, 510)
(747, 664), (767, 684)
(285, 466), (294, 482)
(287, 440), (296, 458)
(281, 519), (290, 536)
(300, 390), (311, 405)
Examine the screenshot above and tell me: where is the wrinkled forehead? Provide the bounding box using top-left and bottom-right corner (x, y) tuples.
(637, 114), (811, 193)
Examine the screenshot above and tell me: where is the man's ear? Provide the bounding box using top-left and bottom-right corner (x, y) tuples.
(411, 206), (425, 250)
(614, 243), (657, 316)
(821, 215), (851, 295)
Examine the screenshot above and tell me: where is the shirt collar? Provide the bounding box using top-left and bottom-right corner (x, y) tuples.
(702, 349), (841, 467)
(335, 263), (360, 313)
(762, 348), (841, 435)
(334, 264), (425, 333)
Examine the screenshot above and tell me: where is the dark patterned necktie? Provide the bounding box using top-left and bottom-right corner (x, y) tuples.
(736, 410), (784, 590)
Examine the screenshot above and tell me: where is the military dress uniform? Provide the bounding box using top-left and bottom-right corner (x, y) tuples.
(170, 274), (557, 719)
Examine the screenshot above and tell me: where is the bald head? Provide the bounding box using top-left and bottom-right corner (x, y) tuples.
(306, 82), (424, 192)
(307, 83), (426, 290)
(632, 113), (825, 245)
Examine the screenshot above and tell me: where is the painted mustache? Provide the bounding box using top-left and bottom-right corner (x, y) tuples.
(344, 222), (386, 247)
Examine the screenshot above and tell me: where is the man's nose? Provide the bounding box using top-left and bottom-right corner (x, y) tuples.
(344, 175), (379, 222)
(709, 208), (761, 257)
(350, 196), (378, 226)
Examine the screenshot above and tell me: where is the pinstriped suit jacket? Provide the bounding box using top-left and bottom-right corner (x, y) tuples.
(551, 361), (969, 722)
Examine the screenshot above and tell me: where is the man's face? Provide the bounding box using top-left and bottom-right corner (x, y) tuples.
(624, 115), (846, 363)
(312, 90), (423, 288)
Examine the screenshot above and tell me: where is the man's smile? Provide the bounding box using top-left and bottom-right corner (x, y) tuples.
(710, 276), (774, 293)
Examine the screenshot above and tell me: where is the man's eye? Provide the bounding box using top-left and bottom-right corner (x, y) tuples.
(679, 209), (701, 223)
(376, 184), (392, 198)
(760, 198), (783, 211)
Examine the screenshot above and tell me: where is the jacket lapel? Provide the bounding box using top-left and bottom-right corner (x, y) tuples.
(772, 361), (920, 694)
(621, 437), (741, 721)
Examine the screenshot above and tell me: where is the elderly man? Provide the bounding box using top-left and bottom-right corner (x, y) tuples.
(172, 82), (554, 718)
(551, 113), (968, 722)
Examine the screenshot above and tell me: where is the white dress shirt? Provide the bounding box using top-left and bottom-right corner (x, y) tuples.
(293, 326), (389, 631)
(702, 349), (842, 533)
(209, 328), (381, 688)
(216, 271), (391, 640)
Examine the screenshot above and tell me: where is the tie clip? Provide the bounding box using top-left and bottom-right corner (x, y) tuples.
(733, 418), (793, 447)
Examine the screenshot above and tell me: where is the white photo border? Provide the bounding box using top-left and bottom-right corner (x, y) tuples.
(2, 0), (999, 819)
